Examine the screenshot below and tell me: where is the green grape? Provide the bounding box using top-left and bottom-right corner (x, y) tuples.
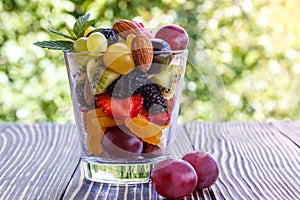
(72, 37), (94, 65)
(87, 32), (108, 52)
(73, 37), (89, 52)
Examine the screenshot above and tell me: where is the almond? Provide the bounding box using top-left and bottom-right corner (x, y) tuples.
(131, 35), (153, 72)
(112, 19), (141, 40)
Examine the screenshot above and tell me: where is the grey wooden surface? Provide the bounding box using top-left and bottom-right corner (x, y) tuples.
(0, 121), (299, 200)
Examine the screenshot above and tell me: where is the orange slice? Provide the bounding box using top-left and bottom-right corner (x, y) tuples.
(125, 114), (163, 138)
(83, 109), (106, 156)
(87, 108), (118, 128)
(142, 131), (162, 145)
(83, 108), (121, 156)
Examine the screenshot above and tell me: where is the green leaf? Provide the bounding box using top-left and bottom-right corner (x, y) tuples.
(73, 13), (95, 38)
(66, 27), (77, 39)
(48, 28), (75, 40)
(33, 40), (73, 51)
(34, 14), (95, 52)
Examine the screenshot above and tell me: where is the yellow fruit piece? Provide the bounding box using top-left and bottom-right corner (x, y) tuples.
(87, 32), (107, 52)
(162, 124), (170, 130)
(87, 130), (104, 156)
(142, 131), (162, 145)
(103, 42), (135, 74)
(125, 114), (163, 138)
(72, 37), (95, 64)
(126, 34), (136, 49)
(73, 37), (88, 52)
(84, 26), (95, 37)
(87, 108), (117, 128)
(83, 108), (119, 156)
(83, 110), (105, 156)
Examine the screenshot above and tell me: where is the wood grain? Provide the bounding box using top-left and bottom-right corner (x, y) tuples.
(62, 121), (300, 199)
(62, 160), (212, 200)
(62, 122), (213, 200)
(1, 122), (300, 200)
(272, 120), (300, 147)
(0, 123), (80, 200)
(184, 121), (300, 200)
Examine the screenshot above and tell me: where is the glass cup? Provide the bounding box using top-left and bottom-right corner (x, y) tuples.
(64, 49), (188, 184)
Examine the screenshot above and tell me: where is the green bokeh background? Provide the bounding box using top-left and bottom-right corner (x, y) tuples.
(1, 0), (300, 123)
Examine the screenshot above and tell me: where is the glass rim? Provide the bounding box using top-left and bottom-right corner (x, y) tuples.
(64, 49), (188, 55)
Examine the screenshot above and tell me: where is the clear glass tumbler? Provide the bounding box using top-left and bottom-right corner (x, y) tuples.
(64, 49), (188, 184)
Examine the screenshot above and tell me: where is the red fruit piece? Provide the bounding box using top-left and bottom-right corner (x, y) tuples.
(182, 151), (219, 190)
(132, 20), (153, 39)
(102, 126), (143, 159)
(147, 112), (171, 126)
(141, 109), (171, 126)
(142, 142), (163, 158)
(96, 92), (143, 120)
(155, 24), (189, 51)
(151, 158), (198, 199)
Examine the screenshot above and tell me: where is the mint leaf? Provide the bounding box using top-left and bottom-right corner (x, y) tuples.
(33, 40), (73, 51)
(48, 28), (75, 40)
(66, 27), (77, 39)
(34, 13), (95, 51)
(73, 13), (95, 38)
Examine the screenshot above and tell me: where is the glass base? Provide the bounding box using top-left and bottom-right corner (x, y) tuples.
(82, 160), (153, 184)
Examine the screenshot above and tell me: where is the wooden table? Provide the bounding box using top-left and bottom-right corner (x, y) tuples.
(0, 121), (299, 199)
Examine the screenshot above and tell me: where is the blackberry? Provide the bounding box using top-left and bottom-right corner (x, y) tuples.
(139, 83), (167, 114)
(107, 68), (149, 99)
(101, 28), (119, 46)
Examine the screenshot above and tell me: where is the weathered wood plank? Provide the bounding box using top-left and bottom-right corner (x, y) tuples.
(63, 121), (300, 199)
(181, 121), (300, 200)
(271, 120), (300, 147)
(0, 123), (81, 200)
(62, 123), (212, 200)
(1, 122), (300, 200)
(62, 160), (210, 200)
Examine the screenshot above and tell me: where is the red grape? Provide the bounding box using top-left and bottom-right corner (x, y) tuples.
(102, 126), (143, 159)
(141, 142), (163, 158)
(182, 151), (219, 189)
(155, 24), (189, 51)
(151, 158), (198, 198)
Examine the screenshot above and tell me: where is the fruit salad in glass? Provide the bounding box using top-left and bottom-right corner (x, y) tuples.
(35, 14), (188, 184)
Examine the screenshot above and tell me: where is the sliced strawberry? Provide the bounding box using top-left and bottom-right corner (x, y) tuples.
(141, 109), (171, 126)
(96, 93), (143, 120)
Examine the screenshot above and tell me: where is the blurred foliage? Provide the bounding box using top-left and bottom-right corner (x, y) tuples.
(1, 0), (300, 122)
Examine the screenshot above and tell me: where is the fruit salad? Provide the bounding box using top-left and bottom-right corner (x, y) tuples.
(34, 14), (188, 161)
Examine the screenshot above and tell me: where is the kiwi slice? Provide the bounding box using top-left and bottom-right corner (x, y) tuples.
(150, 64), (182, 99)
(87, 57), (120, 94)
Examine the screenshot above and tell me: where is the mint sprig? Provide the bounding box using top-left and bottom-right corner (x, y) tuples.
(34, 13), (95, 51)
(48, 28), (75, 40)
(73, 13), (95, 38)
(33, 40), (73, 51)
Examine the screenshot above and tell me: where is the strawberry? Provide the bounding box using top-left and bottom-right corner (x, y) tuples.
(140, 109), (171, 126)
(96, 92), (143, 120)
